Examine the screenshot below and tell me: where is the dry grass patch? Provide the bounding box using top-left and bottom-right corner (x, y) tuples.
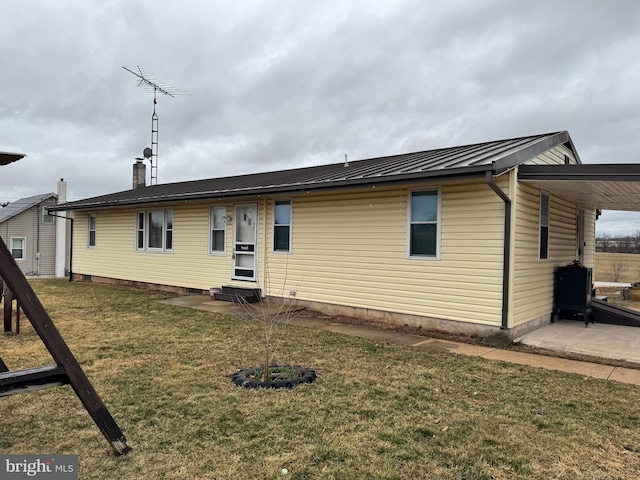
(595, 252), (640, 283)
(2, 279), (640, 479)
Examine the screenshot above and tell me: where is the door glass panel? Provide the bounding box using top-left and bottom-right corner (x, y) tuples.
(233, 204), (257, 280)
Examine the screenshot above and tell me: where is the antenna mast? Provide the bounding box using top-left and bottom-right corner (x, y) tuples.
(123, 66), (185, 185)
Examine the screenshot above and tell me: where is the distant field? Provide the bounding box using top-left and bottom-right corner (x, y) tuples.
(595, 252), (640, 283)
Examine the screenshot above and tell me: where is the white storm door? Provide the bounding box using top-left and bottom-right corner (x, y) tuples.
(232, 204), (257, 280)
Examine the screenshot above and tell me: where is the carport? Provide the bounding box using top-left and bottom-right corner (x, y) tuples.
(519, 163), (640, 328)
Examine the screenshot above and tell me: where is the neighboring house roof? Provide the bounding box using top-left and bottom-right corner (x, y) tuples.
(0, 193), (56, 224)
(52, 131), (576, 212)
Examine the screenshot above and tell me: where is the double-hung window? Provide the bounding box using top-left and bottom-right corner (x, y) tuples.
(210, 206), (226, 254)
(136, 209), (174, 252)
(409, 190), (439, 257)
(88, 213), (97, 248)
(10, 237), (25, 260)
(539, 193), (550, 260)
(273, 200), (291, 252)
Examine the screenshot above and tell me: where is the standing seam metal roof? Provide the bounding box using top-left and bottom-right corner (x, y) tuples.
(0, 193), (57, 224)
(52, 131), (573, 211)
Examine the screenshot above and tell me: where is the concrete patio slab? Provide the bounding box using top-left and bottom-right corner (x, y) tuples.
(515, 320), (640, 364)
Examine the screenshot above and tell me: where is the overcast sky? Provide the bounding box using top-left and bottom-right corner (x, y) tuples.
(2, 0), (640, 235)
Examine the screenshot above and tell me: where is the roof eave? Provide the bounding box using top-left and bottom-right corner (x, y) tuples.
(518, 164), (640, 181)
(50, 165), (492, 212)
(0, 152), (27, 166)
(493, 131), (577, 173)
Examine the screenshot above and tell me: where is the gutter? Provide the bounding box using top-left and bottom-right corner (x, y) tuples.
(485, 170), (511, 330)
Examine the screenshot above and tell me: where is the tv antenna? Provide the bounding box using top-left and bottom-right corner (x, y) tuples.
(123, 65), (186, 185)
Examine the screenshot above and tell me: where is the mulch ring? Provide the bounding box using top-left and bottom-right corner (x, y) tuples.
(232, 364), (317, 389)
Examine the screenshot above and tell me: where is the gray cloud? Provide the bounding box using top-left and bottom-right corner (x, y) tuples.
(2, 0), (640, 231)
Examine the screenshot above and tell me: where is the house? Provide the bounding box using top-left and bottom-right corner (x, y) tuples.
(49, 131), (640, 337)
(0, 180), (70, 277)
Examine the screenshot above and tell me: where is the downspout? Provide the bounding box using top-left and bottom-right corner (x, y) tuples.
(485, 171), (511, 330)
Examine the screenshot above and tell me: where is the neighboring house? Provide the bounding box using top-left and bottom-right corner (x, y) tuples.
(0, 181), (70, 277)
(50, 131), (640, 337)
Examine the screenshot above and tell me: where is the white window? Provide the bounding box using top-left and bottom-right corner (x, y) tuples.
(408, 190), (440, 258)
(539, 193), (550, 260)
(88, 213), (96, 248)
(273, 200), (291, 252)
(10, 237), (26, 260)
(136, 209), (173, 252)
(42, 206), (55, 224)
(210, 206), (226, 254)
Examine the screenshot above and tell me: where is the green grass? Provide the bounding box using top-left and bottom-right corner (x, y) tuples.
(2, 279), (640, 479)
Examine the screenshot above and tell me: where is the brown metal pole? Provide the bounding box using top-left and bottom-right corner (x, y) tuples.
(0, 236), (131, 455)
(15, 298), (20, 334)
(3, 284), (12, 333)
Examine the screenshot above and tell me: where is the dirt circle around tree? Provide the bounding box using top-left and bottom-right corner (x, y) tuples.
(232, 365), (317, 389)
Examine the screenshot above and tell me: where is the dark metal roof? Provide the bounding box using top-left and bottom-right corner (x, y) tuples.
(52, 131), (574, 211)
(0, 151), (26, 166)
(0, 193), (56, 224)
(519, 164), (640, 211)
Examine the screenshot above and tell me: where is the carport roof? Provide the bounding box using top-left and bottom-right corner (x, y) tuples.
(518, 164), (640, 211)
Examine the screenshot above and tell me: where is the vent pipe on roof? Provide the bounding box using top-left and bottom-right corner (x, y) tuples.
(344, 154), (349, 167)
(133, 159), (146, 189)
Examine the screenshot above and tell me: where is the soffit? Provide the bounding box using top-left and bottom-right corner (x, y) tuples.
(518, 164), (640, 211)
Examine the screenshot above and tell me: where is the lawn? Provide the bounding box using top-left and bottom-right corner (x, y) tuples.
(2, 279), (640, 479)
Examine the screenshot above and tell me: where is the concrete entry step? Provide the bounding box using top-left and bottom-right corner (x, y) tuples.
(213, 286), (261, 304)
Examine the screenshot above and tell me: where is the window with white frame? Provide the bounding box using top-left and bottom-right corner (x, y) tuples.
(136, 209), (173, 252)
(539, 193), (550, 260)
(409, 190), (439, 257)
(210, 206), (226, 254)
(273, 200), (291, 252)
(88, 213), (96, 248)
(11, 237), (25, 260)
(42, 206), (55, 224)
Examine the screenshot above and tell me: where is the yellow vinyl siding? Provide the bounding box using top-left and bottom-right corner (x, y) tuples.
(512, 183), (579, 327)
(74, 179), (506, 326)
(523, 145), (577, 165)
(265, 179), (505, 326)
(582, 209), (596, 269)
(73, 202), (245, 289)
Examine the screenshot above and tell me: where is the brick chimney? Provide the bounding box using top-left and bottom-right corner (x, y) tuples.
(133, 160), (146, 189)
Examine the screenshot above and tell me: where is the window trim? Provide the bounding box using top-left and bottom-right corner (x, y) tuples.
(135, 208), (174, 253)
(273, 199), (292, 253)
(88, 213), (97, 249)
(10, 237), (26, 261)
(407, 189), (441, 260)
(539, 192), (550, 261)
(209, 205), (227, 255)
